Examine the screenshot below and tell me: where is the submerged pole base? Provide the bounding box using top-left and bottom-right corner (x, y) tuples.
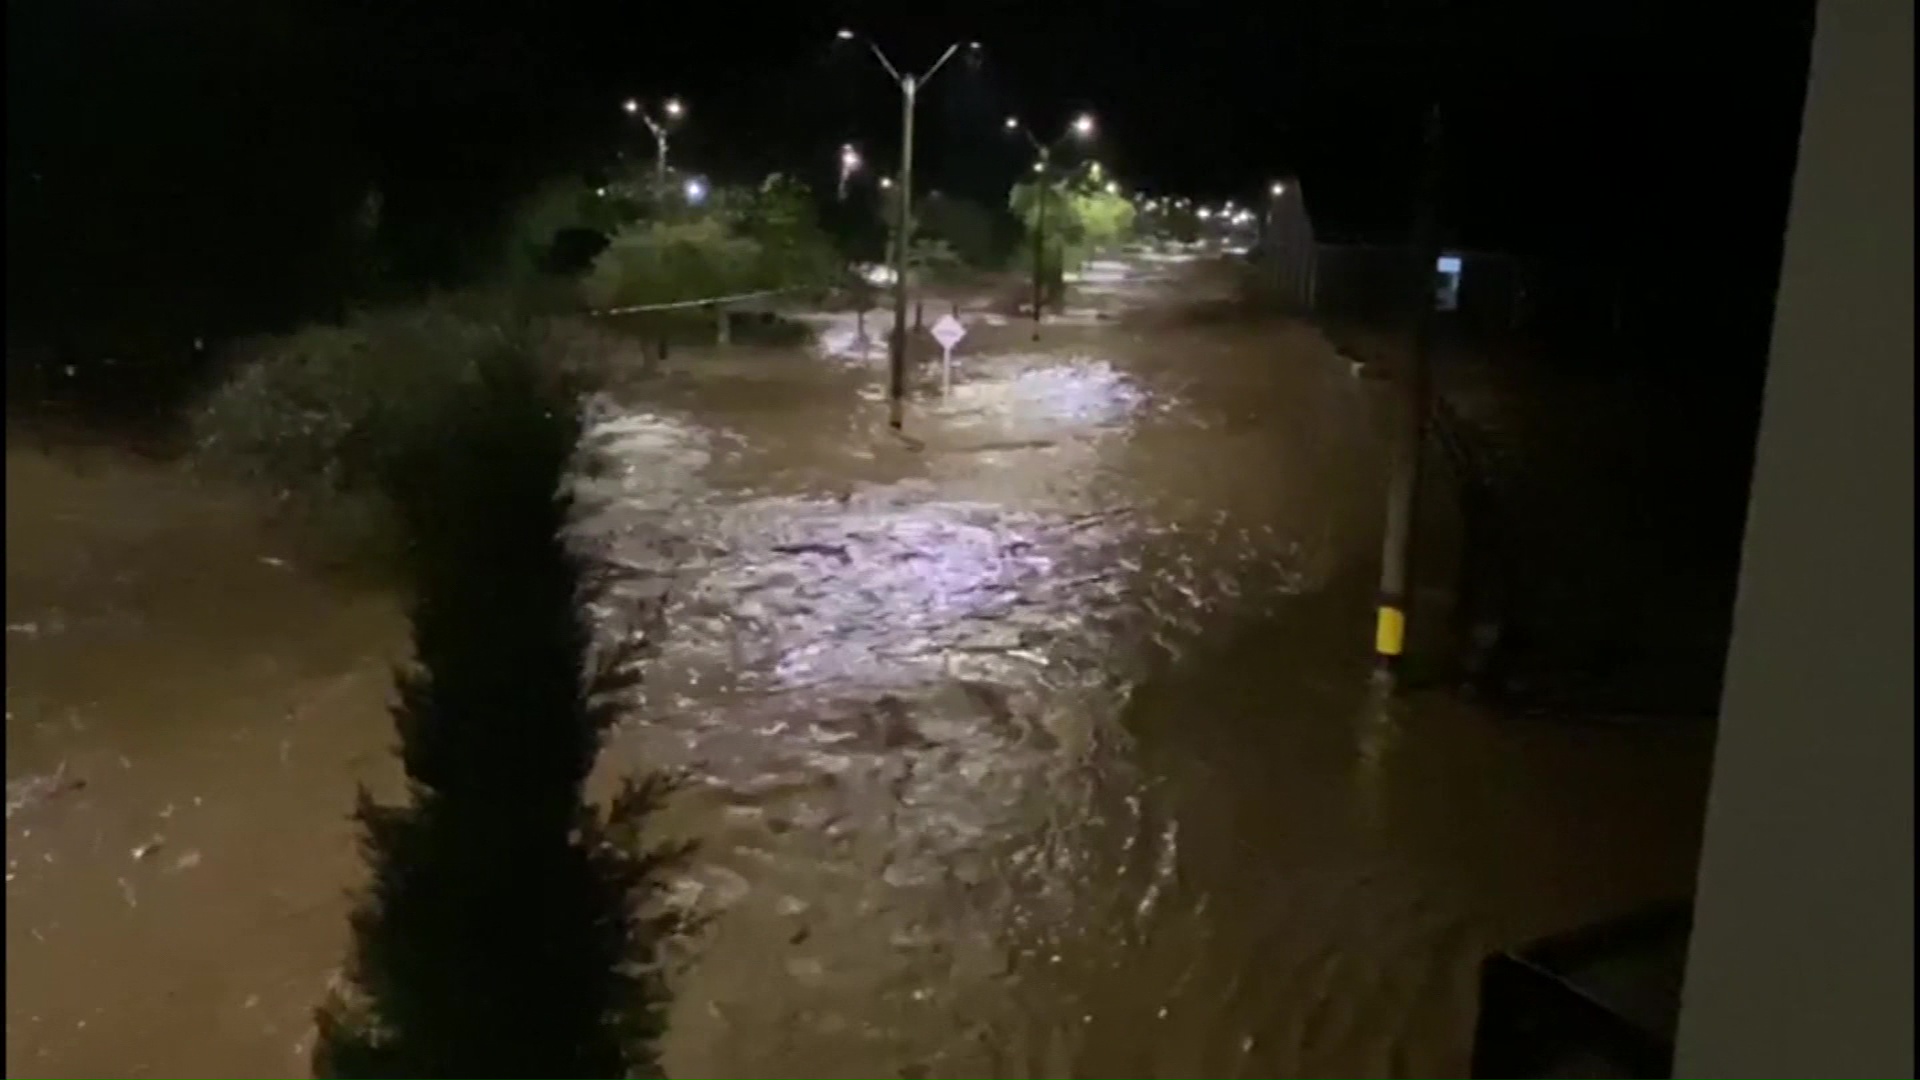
(1372, 602), (1408, 690)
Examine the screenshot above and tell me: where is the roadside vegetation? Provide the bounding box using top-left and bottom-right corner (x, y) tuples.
(1009, 169), (1138, 305)
(304, 333), (691, 1078)
(184, 166), (852, 1076)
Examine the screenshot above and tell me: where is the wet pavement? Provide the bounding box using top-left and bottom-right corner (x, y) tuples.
(6, 255), (1713, 1077)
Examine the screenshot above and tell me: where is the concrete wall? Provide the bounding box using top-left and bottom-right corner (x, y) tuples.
(1673, 1), (1913, 1075)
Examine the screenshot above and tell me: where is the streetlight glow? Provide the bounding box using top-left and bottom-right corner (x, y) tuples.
(879, 176), (894, 189)
(1004, 116), (1020, 130)
(622, 98), (639, 114)
(684, 177), (707, 203)
(836, 28), (855, 40)
(663, 98), (685, 119)
(1270, 180), (1286, 197)
(1072, 113), (1096, 138)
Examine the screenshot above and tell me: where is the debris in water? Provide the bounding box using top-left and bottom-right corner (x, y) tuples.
(260, 556), (290, 569)
(132, 837), (164, 861)
(170, 850), (202, 872)
(117, 876), (137, 908)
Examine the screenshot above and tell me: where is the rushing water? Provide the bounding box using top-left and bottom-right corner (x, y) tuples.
(5, 257), (1713, 1077)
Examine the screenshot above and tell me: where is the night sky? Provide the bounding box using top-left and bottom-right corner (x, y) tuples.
(7, 0), (1816, 341)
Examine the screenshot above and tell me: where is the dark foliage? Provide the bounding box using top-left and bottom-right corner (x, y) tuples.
(312, 337), (689, 1078)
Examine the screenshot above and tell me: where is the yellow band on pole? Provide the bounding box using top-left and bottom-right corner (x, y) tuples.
(1375, 606), (1407, 657)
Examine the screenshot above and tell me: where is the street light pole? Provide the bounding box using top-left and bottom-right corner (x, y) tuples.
(1006, 113), (1095, 342)
(889, 76), (918, 429)
(842, 31), (971, 432)
(1374, 105), (1445, 690)
(624, 97), (685, 198)
(1032, 157), (1049, 340)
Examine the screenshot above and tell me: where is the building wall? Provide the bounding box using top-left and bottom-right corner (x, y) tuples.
(1673, 1), (1913, 1074)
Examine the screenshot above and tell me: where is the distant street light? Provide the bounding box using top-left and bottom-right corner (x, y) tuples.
(879, 176), (895, 190)
(623, 96), (688, 194)
(1005, 110), (1098, 339)
(837, 29), (981, 431)
(838, 143), (863, 200)
(1265, 180), (1289, 242)
(683, 177), (708, 204)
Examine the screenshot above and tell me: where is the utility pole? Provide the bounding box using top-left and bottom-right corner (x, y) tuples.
(1005, 112), (1095, 343)
(840, 30), (972, 432)
(1032, 157), (1049, 340)
(889, 76), (917, 430)
(1373, 105), (1444, 689)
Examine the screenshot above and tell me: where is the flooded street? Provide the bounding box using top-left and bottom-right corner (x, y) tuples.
(6, 256), (1713, 1077)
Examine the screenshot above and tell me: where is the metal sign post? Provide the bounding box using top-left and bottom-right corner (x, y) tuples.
(930, 313), (967, 396)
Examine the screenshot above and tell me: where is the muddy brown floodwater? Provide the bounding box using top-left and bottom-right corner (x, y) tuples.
(6, 255), (1714, 1078)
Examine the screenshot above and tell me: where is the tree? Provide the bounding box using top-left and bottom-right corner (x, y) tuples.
(582, 218), (764, 310)
(916, 194), (1016, 270)
(310, 328), (689, 1078)
(1009, 174), (1137, 306)
(500, 179), (610, 281)
(732, 174), (843, 292)
(908, 237), (966, 291)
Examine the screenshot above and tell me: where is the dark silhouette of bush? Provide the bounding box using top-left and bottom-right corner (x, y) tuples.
(311, 330), (689, 1078)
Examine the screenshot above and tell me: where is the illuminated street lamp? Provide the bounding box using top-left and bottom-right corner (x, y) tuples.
(837, 28), (982, 430)
(683, 177), (708, 204)
(623, 96), (687, 194)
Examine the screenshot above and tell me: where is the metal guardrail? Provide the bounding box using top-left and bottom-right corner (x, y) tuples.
(587, 284), (857, 319)
(588, 287), (801, 318)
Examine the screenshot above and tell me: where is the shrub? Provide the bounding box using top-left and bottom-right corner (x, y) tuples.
(190, 299), (632, 565)
(310, 343), (689, 1077)
(583, 218), (763, 311)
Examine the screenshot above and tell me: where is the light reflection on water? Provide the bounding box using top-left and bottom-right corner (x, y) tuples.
(570, 307), (1389, 1074)
(4, 257), (1713, 1078)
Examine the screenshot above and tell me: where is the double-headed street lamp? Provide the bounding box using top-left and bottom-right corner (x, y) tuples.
(1005, 111), (1096, 339)
(838, 28), (980, 431)
(623, 96), (686, 195)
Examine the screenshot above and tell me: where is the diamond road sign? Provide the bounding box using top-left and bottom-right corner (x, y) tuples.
(930, 314), (967, 351)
